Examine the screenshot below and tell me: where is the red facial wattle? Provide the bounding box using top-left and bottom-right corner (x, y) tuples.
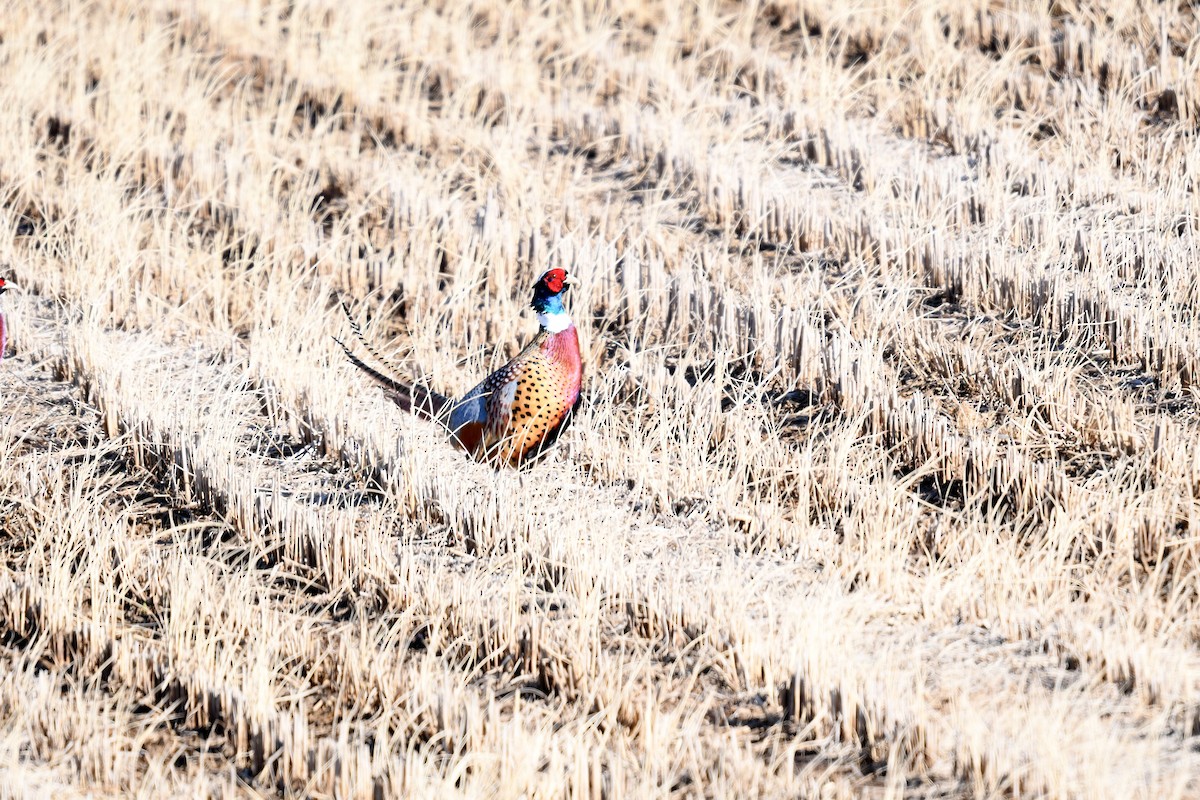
(542, 269), (566, 294)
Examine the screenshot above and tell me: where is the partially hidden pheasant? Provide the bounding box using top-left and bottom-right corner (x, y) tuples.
(338, 268), (583, 467)
(0, 277), (8, 362)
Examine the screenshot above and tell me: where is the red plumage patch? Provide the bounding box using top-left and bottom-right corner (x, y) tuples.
(540, 268), (566, 294)
(452, 421), (485, 454)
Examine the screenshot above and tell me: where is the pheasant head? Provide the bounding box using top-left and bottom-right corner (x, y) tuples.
(531, 268), (574, 333)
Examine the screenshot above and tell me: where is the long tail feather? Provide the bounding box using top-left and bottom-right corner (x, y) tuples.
(335, 303), (451, 423)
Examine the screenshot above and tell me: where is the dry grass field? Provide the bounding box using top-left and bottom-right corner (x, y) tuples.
(1, 0), (1199, 796)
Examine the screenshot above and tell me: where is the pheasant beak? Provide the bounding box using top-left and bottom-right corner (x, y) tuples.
(561, 274), (576, 287)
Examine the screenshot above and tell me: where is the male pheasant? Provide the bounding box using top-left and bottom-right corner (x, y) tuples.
(339, 268), (583, 467)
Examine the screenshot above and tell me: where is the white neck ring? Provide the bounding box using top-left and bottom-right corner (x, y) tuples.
(537, 310), (572, 332)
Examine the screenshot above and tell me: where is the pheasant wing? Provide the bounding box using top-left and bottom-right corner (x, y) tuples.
(445, 361), (520, 457)
(483, 377), (519, 445)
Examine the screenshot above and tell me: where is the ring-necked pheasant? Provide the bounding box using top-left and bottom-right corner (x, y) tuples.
(338, 268), (583, 467)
